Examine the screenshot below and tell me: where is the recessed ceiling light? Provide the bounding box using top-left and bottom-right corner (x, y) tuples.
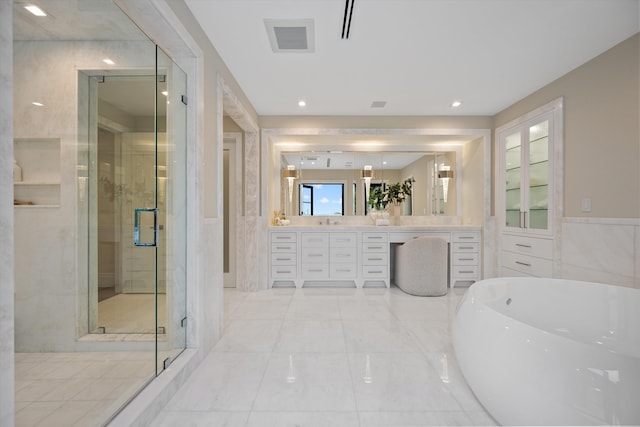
(451, 100), (463, 108)
(298, 100), (306, 107)
(25, 5), (47, 16)
(161, 91), (168, 96)
(32, 102), (44, 107)
(103, 58), (115, 65)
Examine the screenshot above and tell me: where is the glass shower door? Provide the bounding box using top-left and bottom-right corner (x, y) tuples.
(87, 46), (187, 376)
(157, 47), (187, 372)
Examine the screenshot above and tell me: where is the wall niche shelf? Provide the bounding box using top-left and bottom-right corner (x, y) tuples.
(13, 138), (61, 207)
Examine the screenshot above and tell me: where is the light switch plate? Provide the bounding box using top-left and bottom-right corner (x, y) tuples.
(581, 197), (592, 213)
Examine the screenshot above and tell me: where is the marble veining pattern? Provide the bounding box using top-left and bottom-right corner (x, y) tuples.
(152, 286), (498, 426)
(561, 218), (639, 288)
(1, 2), (15, 426)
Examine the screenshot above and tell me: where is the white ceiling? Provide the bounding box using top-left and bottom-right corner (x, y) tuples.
(185, 0), (639, 116)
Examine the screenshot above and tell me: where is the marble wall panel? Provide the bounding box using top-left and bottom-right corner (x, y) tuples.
(13, 40), (160, 352)
(0, 2), (15, 425)
(561, 218), (638, 287)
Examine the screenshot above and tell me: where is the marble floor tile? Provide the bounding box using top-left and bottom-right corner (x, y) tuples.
(358, 410), (474, 426)
(215, 320), (283, 353)
(245, 411), (360, 426)
(165, 352), (270, 411)
(403, 320), (452, 353)
(146, 286), (496, 426)
(152, 410), (250, 427)
(227, 300), (291, 320)
(342, 320), (421, 353)
(285, 298), (342, 321)
(273, 320), (346, 353)
(337, 297), (395, 321)
(348, 352), (462, 411)
(252, 353), (357, 411)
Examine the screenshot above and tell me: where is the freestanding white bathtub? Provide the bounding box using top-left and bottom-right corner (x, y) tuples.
(453, 277), (640, 426)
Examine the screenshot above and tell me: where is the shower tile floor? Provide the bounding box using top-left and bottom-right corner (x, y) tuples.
(152, 286), (499, 426)
(14, 351), (155, 427)
(15, 293), (174, 426)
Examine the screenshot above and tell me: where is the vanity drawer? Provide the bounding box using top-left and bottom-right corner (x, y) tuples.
(362, 253), (387, 265)
(330, 232), (357, 247)
(453, 232), (480, 243)
(271, 253), (297, 265)
(301, 247), (329, 263)
(452, 242), (478, 253)
(362, 265), (388, 279)
(452, 265), (479, 279)
(271, 232), (296, 243)
(330, 247), (357, 263)
(502, 234), (553, 260)
(301, 264), (329, 279)
(362, 232), (388, 243)
(362, 242), (388, 252)
(330, 264), (357, 279)
(272, 266), (297, 279)
(452, 252), (478, 265)
(301, 232), (329, 247)
(390, 232), (450, 243)
(502, 251), (553, 277)
(271, 242), (296, 253)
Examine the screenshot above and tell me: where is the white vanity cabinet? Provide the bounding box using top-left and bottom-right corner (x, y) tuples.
(361, 232), (389, 285)
(300, 232), (358, 281)
(329, 232), (358, 279)
(301, 232), (330, 279)
(269, 227), (482, 288)
(270, 232), (297, 284)
(451, 231), (481, 283)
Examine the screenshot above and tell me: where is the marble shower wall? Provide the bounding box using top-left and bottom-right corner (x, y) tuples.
(560, 218), (640, 288)
(13, 40), (156, 352)
(0, 2), (15, 425)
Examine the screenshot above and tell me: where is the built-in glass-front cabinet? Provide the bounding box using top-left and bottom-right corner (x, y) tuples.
(497, 98), (563, 277)
(503, 114), (553, 235)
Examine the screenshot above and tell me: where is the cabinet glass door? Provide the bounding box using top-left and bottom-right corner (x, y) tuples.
(527, 120), (549, 230)
(504, 131), (522, 228)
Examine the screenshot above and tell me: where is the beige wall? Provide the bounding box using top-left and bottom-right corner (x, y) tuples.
(494, 33), (640, 218)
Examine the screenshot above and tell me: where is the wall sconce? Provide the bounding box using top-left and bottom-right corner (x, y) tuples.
(360, 165), (374, 203)
(282, 165), (299, 212)
(437, 166), (453, 203)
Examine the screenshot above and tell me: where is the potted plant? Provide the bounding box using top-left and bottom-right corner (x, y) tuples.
(387, 177), (415, 207)
(367, 178), (415, 223)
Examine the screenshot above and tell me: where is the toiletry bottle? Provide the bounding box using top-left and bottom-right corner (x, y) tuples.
(13, 159), (23, 182)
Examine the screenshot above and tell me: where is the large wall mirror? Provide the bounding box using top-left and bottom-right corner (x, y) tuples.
(266, 130), (487, 223)
(280, 150), (460, 217)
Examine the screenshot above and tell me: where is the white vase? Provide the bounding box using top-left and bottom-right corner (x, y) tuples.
(13, 159), (22, 182)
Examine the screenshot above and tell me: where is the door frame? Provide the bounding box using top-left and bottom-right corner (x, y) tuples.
(223, 133), (242, 287)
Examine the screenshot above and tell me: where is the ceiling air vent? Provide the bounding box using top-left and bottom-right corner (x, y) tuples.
(265, 19), (315, 53)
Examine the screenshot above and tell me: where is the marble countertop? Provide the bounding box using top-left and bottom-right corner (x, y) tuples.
(269, 224), (482, 231)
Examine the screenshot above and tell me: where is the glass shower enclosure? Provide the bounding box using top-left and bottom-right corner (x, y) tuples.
(80, 46), (187, 375)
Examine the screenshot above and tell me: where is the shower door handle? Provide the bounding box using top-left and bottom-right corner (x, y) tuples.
(134, 207), (158, 247)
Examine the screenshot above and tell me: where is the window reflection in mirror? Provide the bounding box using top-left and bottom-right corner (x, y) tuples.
(299, 183), (345, 216)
